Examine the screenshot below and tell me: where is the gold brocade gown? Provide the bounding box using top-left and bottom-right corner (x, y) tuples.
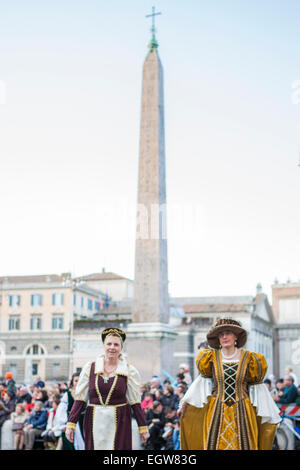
(180, 349), (278, 450)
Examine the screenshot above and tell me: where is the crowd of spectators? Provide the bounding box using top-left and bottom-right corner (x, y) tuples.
(140, 363), (192, 450)
(0, 362), (300, 451)
(0, 372), (72, 450)
(263, 366), (300, 406)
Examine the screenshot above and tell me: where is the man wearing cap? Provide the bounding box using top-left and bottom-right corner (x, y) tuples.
(4, 372), (16, 399)
(178, 318), (281, 450)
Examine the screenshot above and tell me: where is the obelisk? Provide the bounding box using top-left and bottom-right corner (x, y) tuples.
(126, 9), (177, 381)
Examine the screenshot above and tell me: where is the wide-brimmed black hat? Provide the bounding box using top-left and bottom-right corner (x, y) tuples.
(101, 328), (126, 344)
(206, 318), (247, 349)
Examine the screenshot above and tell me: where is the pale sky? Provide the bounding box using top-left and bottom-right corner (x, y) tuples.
(0, 0), (300, 302)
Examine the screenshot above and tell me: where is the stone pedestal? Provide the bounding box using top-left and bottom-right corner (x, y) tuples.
(125, 322), (177, 382)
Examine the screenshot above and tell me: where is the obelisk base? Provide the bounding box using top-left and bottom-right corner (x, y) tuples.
(125, 322), (177, 382)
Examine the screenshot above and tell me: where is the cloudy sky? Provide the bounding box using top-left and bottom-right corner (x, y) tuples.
(0, 0), (300, 301)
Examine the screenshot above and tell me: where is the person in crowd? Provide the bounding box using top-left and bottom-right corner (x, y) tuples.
(174, 373), (186, 387)
(36, 389), (49, 408)
(163, 378), (171, 386)
(53, 383), (62, 398)
(33, 376), (45, 389)
(140, 383), (150, 401)
(25, 401), (35, 415)
(263, 378), (272, 391)
(175, 385), (186, 403)
(30, 385), (40, 404)
(273, 375), (298, 405)
(16, 386), (32, 406)
(161, 384), (180, 410)
(55, 372), (85, 450)
(141, 392), (154, 414)
(1, 391), (16, 419)
(161, 407), (179, 450)
(42, 397), (61, 450)
(145, 400), (166, 450)
(272, 378), (284, 400)
(11, 403), (28, 450)
(23, 401), (48, 450)
(0, 382), (7, 399)
(61, 383), (69, 393)
(178, 364), (192, 386)
(153, 388), (164, 403)
(149, 377), (163, 398)
(0, 401), (7, 444)
(4, 372), (16, 398)
(178, 318), (281, 450)
(285, 366), (298, 387)
(47, 389), (61, 409)
(65, 328), (149, 450)
(295, 385), (300, 406)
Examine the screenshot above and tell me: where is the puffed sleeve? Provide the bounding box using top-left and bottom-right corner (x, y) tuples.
(246, 352), (267, 384)
(66, 361), (92, 430)
(126, 364), (142, 405)
(247, 352), (281, 427)
(126, 364), (148, 434)
(196, 349), (214, 378)
(74, 361), (92, 401)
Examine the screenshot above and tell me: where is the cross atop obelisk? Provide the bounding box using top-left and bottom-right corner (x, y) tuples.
(146, 6), (161, 50)
(126, 8), (177, 381)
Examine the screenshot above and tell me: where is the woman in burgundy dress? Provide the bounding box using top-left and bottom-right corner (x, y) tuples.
(65, 328), (149, 450)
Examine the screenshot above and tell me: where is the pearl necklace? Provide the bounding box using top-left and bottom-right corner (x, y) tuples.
(221, 347), (237, 360)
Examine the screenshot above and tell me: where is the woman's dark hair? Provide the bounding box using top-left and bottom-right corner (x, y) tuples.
(70, 372), (80, 389)
(37, 389), (48, 402)
(163, 384), (174, 395)
(176, 373), (185, 381)
(152, 400), (162, 411)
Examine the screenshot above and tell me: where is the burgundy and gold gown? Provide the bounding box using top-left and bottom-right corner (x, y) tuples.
(66, 353), (148, 450)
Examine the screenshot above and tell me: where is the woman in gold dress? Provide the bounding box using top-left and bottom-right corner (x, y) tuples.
(179, 318), (281, 450)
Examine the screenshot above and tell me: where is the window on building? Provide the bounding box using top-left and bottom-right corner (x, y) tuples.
(95, 300), (101, 312)
(8, 316), (20, 331)
(73, 293), (76, 306)
(30, 315), (42, 330)
(52, 293), (64, 306)
(31, 294), (42, 307)
(54, 345), (60, 351)
(76, 367), (82, 374)
(81, 297), (84, 308)
(9, 364), (17, 376)
(88, 299), (93, 311)
(10, 346), (17, 351)
(26, 344), (44, 355)
(52, 315), (64, 330)
(9, 295), (21, 307)
(32, 363), (38, 375)
(52, 363), (61, 377)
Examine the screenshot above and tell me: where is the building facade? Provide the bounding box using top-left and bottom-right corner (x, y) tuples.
(0, 270), (293, 385)
(0, 273), (105, 383)
(172, 287), (275, 380)
(272, 280), (300, 381)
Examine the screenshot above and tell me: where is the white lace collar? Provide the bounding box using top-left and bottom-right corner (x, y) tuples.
(94, 352), (129, 376)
